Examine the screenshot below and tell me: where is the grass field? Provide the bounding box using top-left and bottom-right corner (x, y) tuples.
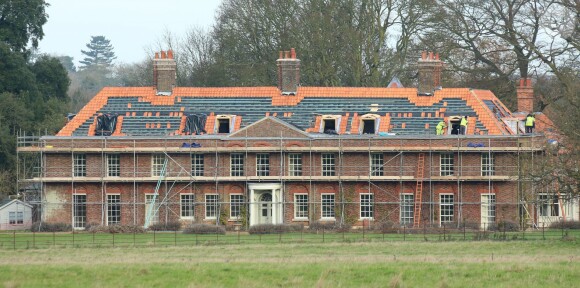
(0, 237), (579, 287)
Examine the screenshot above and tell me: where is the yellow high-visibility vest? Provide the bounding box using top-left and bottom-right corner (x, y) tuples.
(460, 118), (468, 126)
(525, 116), (535, 127)
(436, 121), (446, 129)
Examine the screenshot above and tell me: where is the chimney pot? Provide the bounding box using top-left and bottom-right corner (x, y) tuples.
(421, 51), (427, 60)
(161, 51), (167, 59)
(279, 51), (283, 59)
(291, 48), (296, 59)
(285, 51), (290, 58)
(428, 52), (433, 60)
(168, 50), (174, 59)
(435, 53), (440, 60)
(155, 52), (159, 59)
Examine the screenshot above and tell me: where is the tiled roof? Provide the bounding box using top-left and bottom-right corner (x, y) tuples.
(57, 86), (513, 137)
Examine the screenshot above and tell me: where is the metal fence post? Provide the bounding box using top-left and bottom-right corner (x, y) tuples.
(53, 231), (55, 247)
(403, 226), (406, 241)
(72, 231), (75, 246)
(13, 231), (16, 250)
(32, 231), (35, 248)
(174, 230), (177, 246)
(153, 230), (156, 246)
(112, 232), (115, 248)
(322, 227), (325, 243)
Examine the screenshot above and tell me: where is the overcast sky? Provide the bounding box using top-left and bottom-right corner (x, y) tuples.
(38, 0), (222, 66)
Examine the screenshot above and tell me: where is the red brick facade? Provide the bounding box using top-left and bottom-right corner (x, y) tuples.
(33, 118), (546, 229)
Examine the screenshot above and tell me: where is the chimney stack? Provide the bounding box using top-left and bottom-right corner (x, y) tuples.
(418, 51), (443, 95)
(153, 50), (177, 95)
(516, 78), (534, 112)
(277, 48), (300, 95)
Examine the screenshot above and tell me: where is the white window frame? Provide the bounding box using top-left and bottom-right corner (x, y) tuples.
(73, 154), (86, 177)
(106, 194), (121, 225)
(180, 194), (195, 219)
(400, 194), (414, 225)
(481, 153), (495, 176)
(151, 154), (166, 177)
(8, 212), (24, 225)
(106, 154), (120, 177)
(539, 194), (560, 217)
(370, 153), (384, 176)
(205, 194), (219, 219)
(73, 194), (87, 228)
(256, 154), (270, 176)
(321, 193), (335, 219)
(440, 153), (454, 176)
(360, 193), (374, 219)
(440, 194), (454, 225)
(321, 153), (335, 176)
(230, 194), (244, 219)
(481, 194), (496, 229)
(230, 153), (244, 176)
(191, 154), (204, 177)
(145, 194), (160, 224)
(289, 153), (302, 176)
(294, 194), (308, 219)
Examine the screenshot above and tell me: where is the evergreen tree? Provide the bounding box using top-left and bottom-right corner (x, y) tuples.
(79, 35), (117, 70)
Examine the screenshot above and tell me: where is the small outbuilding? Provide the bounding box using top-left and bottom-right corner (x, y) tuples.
(0, 199), (33, 230)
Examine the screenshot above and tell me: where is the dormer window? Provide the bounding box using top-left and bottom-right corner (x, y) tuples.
(216, 115), (236, 134)
(359, 114), (380, 134)
(323, 119), (336, 131)
(218, 119), (230, 133)
(320, 115), (341, 134)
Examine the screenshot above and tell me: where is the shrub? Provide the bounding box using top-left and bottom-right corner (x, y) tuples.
(308, 221), (351, 232)
(549, 221), (580, 230)
(86, 225), (146, 234)
(367, 221), (396, 233)
(497, 220), (520, 232)
(148, 221), (182, 231)
(459, 221), (481, 230)
(248, 224), (303, 234)
(182, 224), (225, 234)
(30, 222), (72, 232)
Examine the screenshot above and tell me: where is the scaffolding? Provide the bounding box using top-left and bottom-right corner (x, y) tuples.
(15, 131), (579, 230)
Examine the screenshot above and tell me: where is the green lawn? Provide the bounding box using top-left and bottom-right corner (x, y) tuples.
(0, 238), (579, 287)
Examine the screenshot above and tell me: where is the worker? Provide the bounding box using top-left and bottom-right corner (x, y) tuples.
(436, 120), (447, 135)
(460, 116), (468, 135)
(525, 113), (535, 133)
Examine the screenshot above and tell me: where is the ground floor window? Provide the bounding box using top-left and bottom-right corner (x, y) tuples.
(73, 194), (86, 228)
(539, 194), (560, 217)
(400, 194), (414, 225)
(360, 194), (374, 219)
(180, 194), (195, 219)
(294, 194), (308, 219)
(107, 194), (121, 225)
(230, 194), (244, 219)
(440, 194), (454, 225)
(9, 212), (24, 224)
(205, 194), (219, 219)
(145, 194), (160, 225)
(321, 194), (335, 219)
(481, 194), (496, 229)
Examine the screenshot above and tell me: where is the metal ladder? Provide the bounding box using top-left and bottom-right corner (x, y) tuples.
(413, 153), (425, 228)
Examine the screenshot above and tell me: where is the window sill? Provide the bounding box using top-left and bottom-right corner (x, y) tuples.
(320, 217), (336, 221)
(359, 218), (374, 221)
(293, 218), (308, 221)
(204, 217), (217, 220)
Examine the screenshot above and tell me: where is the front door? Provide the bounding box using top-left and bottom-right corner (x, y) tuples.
(260, 193), (272, 224)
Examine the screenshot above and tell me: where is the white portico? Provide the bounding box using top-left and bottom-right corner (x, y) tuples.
(248, 183), (283, 226)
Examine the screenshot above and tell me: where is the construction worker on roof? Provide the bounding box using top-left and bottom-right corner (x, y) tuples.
(436, 120), (446, 135)
(460, 116), (468, 135)
(525, 113), (535, 133)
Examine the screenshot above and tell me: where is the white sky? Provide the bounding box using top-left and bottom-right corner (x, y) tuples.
(38, 0), (222, 66)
